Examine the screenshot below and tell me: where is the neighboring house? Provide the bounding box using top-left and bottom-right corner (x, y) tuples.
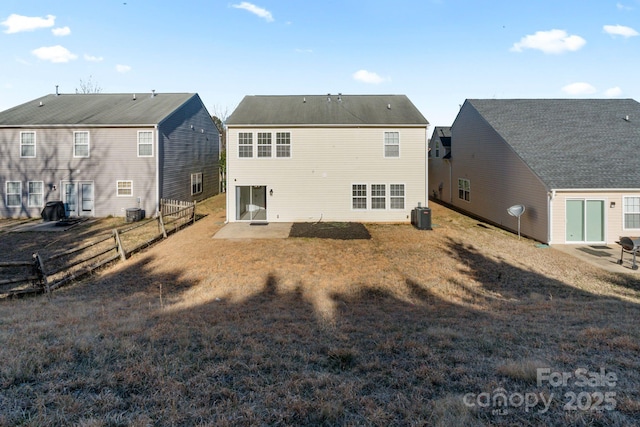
(0, 92), (219, 218)
(432, 98), (640, 245)
(428, 126), (451, 201)
(225, 94), (429, 223)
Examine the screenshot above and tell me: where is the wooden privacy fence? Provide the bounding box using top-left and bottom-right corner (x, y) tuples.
(0, 200), (197, 299)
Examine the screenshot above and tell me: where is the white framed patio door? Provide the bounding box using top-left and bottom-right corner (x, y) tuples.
(236, 186), (267, 221)
(62, 181), (94, 217)
(565, 199), (605, 243)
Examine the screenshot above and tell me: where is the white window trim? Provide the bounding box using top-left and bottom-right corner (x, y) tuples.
(191, 172), (203, 195)
(116, 180), (133, 197)
(458, 178), (470, 202)
(351, 183), (368, 210)
(6, 181), (22, 207)
(137, 131), (154, 157)
(276, 131), (292, 158)
(623, 196), (640, 230)
(20, 131), (36, 158)
(389, 183), (406, 210)
(27, 181), (44, 208)
(238, 132), (254, 159)
(73, 131), (90, 158)
(383, 131), (400, 158)
(371, 184), (386, 210)
(257, 132), (272, 158)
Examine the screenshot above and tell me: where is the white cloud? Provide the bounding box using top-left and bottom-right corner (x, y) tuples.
(2, 13), (55, 34)
(116, 64), (131, 73)
(605, 86), (623, 97)
(31, 45), (77, 63)
(84, 54), (104, 62)
(617, 3), (633, 11)
(52, 26), (71, 36)
(232, 2), (274, 22)
(352, 69), (387, 84)
(295, 48), (313, 53)
(561, 82), (597, 95)
(603, 24), (639, 38)
(511, 29), (586, 54)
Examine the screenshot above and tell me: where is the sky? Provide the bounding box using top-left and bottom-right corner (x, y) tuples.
(1, 0), (639, 137)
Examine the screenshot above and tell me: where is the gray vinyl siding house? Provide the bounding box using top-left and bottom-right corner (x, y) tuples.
(0, 92), (219, 218)
(226, 94), (429, 223)
(434, 98), (640, 245)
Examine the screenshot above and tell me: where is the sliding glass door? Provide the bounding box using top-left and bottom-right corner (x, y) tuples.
(236, 186), (267, 221)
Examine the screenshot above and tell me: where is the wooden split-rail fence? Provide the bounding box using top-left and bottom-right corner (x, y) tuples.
(0, 199), (196, 299)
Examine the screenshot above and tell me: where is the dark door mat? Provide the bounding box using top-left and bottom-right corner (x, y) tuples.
(289, 222), (371, 240)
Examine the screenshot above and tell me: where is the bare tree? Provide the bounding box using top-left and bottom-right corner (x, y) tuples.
(76, 76), (102, 94)
(211, 105), (231, 193)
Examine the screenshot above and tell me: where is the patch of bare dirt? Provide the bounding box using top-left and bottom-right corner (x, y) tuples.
(289, 222), (371, 240)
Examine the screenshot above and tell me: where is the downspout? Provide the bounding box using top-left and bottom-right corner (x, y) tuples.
(547, 190), (556, 244)
(155, 125), (160, 216)
(425, 126), (429, 207)
(448, 160), (452, 203)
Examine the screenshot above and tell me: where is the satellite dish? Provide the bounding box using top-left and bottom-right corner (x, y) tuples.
(507, 205), (525, 239)
(507, 204), (525, 218)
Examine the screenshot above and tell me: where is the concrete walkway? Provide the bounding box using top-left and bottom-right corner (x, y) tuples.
(212, 222), (293, 239)
(552, 244), (639, 274)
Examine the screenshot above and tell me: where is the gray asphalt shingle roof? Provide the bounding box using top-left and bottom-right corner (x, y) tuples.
(432, 126), (451, 147)
(465, 99), (640, 189)
(226, 94), (429, 126)
(0, 93), (197, 126)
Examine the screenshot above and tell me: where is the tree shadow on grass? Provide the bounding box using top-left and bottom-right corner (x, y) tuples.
(3, 236), (640, 426)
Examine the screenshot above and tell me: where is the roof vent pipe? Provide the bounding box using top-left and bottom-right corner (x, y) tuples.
(303, 97), (306, 103)
(39, 101), (43, 107)
(327, 93), (331, 102)
(151, 90), (156, 97)
(387, 103), (391, 109)
(338, 93), (342, 102)
(55, 85), (59, 96)
(133, 94), (136, 100)
(624, 115), (630, 121)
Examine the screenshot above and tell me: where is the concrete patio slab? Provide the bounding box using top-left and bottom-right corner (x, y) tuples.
(213, 222), (293, 239)
(552, 244), (639, 274)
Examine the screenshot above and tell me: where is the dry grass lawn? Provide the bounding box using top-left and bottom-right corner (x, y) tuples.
(1, 194), (639, 426)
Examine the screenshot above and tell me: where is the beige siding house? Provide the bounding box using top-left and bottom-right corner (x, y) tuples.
(428, 126), (451, 201)
(431, 99), (640, 245)
(0, 92), (219, 218)
(225, 94), (429, 223)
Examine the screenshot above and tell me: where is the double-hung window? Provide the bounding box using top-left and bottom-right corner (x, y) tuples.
(458, 178), (470, 202)
(238, 133), (253, 158)
(276, 132), (291, 157)
(138, 131), (153, 157)
(390, 184), (405, 209)
(6, 181), (21, 207)
(20, 132), (36, 158)
(352, 184), (367, 210)
(191, 172), (203, 195)
(371, 184), (386, 209)
(384, 132), (399, 158)
(28, 181), (44, 207)
(74, 131), (90, 158)
(117, 180), (133, 197)
(257, 133), (272, 158)
(624, 196), (640, 229)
